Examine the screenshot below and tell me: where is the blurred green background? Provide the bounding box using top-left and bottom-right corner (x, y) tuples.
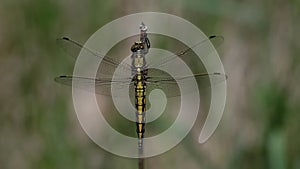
(0, 0), (299, 169)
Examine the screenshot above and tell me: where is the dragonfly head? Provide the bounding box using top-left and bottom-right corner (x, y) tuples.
(131, 41), (145, 52)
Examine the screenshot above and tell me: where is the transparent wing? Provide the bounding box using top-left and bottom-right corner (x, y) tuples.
(56, 36), (134, 96)
(56, 35), (223, 73)
(146, 35), (224, 68)
(146, 71), (227, 97)
(55, 75), (133, 96)
(55, 34), (225, 97)
(57, 37), (133, 73)
(55, 72), (226, 97)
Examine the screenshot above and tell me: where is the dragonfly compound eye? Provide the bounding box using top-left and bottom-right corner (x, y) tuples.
(131, 43), (139, 52)
(131, 42), (144, 52)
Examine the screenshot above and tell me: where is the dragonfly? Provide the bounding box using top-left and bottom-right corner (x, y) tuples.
(55, 23), (226, 169)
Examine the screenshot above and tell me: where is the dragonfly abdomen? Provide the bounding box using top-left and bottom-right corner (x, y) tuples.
(134, 72), (147, 149)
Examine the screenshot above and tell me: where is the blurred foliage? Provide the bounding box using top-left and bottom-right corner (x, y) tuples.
(0, 0), (299, 169)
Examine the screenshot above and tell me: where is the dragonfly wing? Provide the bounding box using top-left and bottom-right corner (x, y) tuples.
(55, 75), (134, 96)
(56, 37), (132, 73)
(147, 35), (224, 68)
(146, 71), (227, 97)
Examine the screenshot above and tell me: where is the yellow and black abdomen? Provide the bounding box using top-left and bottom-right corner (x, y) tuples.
(134, 72), (147, 148)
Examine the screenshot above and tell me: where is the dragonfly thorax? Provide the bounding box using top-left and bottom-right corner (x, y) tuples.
(134, 52), (146, 68)
(131, 41), (148, 71)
